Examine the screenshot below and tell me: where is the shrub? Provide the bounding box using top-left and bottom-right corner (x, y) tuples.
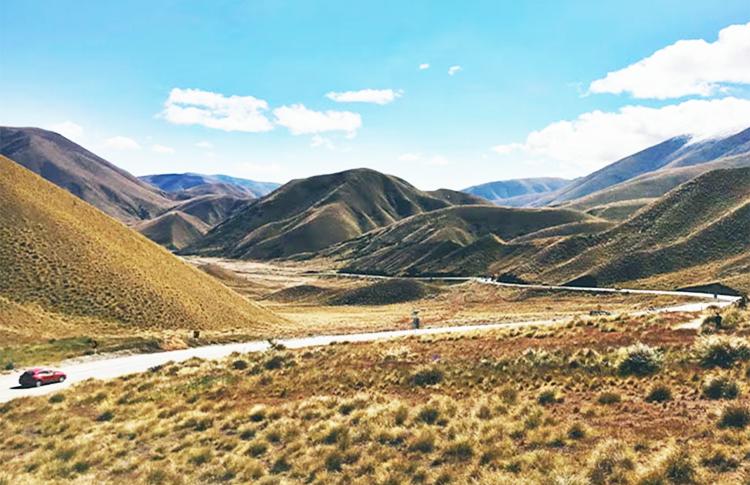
(4, 361), (13, 371)
(442, 440), (474, 462)
(417, 405), (440, 424)
(597, 392), (621, 405)
(410, 367), (444, 386)
(249, 405), (266, 422)
(645, 384), (672, 403)
(325, 451), (344, 472)
(616, 343), (662, 376)
(409, 430), (436, 453)
(537, 389), (562, 406)
(96, 410), (114, 422)
(587, 439), (636, 485)
(639, 446), (698, 484)
(702, 376), (740, 400)
(702, 446), (739, 472)
(246, 441), (267, 457)
(48, 394), (65, 404)
(188, 448), (213, 466)
(694, 336), (750, 368)
(264, 355), (286, 370)
(567, 422), (587, 440)
(718, 405), (750, 429)
(232, 360), (248, 370)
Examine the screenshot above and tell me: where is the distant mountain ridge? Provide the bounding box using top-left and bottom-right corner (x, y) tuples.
(549, 127), (750, 206)
(463, 178), (570, 206)
(0, 126), (173, 222)
(140, 173), (280, 199)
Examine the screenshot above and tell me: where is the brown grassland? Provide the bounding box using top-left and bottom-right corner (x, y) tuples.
(3, 305), (750, 484)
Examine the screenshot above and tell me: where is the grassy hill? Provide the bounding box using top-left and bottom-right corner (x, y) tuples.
(186, 168), (452, 260)
(327, 205), (603, 275)
(0, 155), (283, 345)
(0, 127), (172, 222)
(135, 211), (210, 251)
(168, 194), (250, 226)
(505, 167), (750, 292)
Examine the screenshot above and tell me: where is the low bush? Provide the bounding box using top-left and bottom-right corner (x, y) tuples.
(639, 446), (698, 484)
(537, 388), (563, 406)
(597, 392), (621, 405)
(417, 405), (440, 425)
(409, 367), (444, 387)
(96, 410), (114, 422)
(231, 360), (248, 370)
(442, 440), (473, 462)
(694, 336), (750, 368)
(645, 384), (672, 403)
(718, 405), (750, 429)
(587, 439), (636, 485)
(616, 343), (662, 376)
(702, 376), (740, 400)
(567, 422), (587, 440)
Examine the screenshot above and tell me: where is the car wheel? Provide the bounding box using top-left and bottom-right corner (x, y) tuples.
(59, 377), (66, 383)
(35, 380), (42, 387)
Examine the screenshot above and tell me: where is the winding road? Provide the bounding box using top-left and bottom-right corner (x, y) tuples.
(0, 279), (739, 403)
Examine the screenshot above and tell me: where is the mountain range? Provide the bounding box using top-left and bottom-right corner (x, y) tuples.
(2, 124), (749, 293)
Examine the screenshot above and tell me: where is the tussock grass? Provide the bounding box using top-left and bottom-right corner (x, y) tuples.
(3, 312), (750, 483)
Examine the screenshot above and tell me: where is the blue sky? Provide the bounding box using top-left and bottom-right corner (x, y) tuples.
(2, 1), (749, 189)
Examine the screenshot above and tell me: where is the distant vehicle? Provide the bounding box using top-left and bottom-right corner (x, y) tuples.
(19, 368), (66, 388)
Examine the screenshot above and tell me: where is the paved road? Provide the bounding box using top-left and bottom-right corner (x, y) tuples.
(0, 280), (739, 403)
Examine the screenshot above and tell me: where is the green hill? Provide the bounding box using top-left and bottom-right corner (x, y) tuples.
(0, 155), (283, 344)
(135, 211), (210, 251)
(327, 205), (602, 275)
(506, 167), (750, 292)
(186, 168), (452, 259)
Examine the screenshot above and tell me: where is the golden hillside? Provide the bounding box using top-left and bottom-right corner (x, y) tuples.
(0, 156), (283, 343)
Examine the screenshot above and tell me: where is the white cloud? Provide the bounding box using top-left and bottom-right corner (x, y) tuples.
(195, 140), (213, 149)
(419, 63), (430, 70)
(104, 136), (141, 150)
(273, 104), (362, 136)
(493, 96), (750, 172)
(490, 143), (524, 155)
(152, 144), (175, 154)
(161, 88), (273, 132)
(398, 153), (421, 162)
(425, 155), (450, 167)
(48, 121), (84, 142)
(326, 88), (402, 105)
(590, 22), (750, 99)
(234, 161), (283, 178)
(448, 65), (462, 76)
(310, 135), (335, 150)
(397, 152), (450, 166)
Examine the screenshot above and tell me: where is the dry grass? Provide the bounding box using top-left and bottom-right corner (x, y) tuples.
(3, 306), (749, 484)
(0, 156), (283, 351)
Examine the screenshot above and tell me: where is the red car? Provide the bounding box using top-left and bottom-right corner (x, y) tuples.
(19, 368), (67, 388)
